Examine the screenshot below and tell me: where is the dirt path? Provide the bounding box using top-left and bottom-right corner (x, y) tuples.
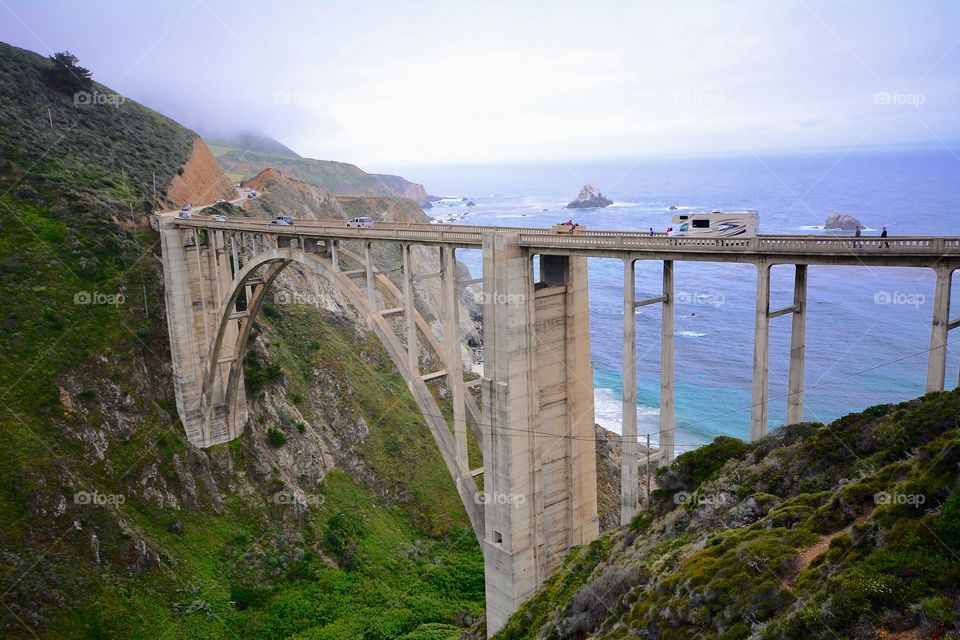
(783, 509), (873, 589)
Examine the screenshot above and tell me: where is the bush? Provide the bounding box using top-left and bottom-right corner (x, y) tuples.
(266, 427), (287, 448)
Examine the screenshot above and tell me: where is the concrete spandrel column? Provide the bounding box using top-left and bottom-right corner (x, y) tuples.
(660, 260), (675, 462)
(364, 242), (377, 325)
(751, 262), (771, 441)
(330, 239), (340, 272)
(926, 266), (953, 393)
(402, 244), (419, 376)
(786, 264), (807, 424)
(621, 258), (638, 525)
(442, 246), (468, 472)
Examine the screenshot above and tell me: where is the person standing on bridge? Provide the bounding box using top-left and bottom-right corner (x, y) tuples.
(880, 226), (889, 248)
(855, 225), (863, 248)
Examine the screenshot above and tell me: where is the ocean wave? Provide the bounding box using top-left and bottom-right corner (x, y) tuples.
(676, 330), (707, 337)
(594, 387), (659, 437)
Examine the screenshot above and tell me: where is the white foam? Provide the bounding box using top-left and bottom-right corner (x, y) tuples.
(676, 330), (707, 338)
(593, 387), (659, 441)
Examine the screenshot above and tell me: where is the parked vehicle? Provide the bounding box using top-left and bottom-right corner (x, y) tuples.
(270, 215), (294, 225)
(552, 219), (585, 234)
(666, 210), (758, 238)
(347, 216), (375, 229)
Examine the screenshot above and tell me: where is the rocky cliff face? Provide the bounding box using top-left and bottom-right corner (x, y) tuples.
(164, 137), (238, 207)
(824, 212), (863, 231)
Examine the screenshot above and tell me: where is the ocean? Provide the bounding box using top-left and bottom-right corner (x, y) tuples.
(399, 149), (960, 451)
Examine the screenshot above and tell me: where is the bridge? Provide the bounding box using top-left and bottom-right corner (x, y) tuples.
(157, 214), (960, 635)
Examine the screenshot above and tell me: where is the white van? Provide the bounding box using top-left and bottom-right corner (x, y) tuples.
(667, 209), (758, 238)
(347, 216), (375, 229)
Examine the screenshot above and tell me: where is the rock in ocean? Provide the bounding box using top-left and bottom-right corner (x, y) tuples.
(566, 184), (613, 209)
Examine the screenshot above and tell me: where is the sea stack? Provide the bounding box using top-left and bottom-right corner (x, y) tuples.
(824, 213), (863, 231)
(566, 184), (613, 209)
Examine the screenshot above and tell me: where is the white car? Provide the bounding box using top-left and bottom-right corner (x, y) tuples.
(347, 216), (375, 229)
(271, 216), (293, 225)
(211, 214), (229, 222)
(178, 210), (190, 219)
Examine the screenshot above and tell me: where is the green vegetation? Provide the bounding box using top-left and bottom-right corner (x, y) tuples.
(0, 42), (481, 638)
(495, 392), (960, 640)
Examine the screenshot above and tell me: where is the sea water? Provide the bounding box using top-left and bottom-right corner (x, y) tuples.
(401, 149), (960, 451)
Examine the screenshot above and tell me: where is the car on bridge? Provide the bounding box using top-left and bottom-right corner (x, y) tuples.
(270, 215), (294, 225)
(667, 209), (758, 238)
(347, 216), (375, 229)
(211, 214), (229, 222)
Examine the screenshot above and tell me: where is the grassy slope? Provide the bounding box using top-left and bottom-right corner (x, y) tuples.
(494, 393), (960, 640)
(0, 42), (481, 639)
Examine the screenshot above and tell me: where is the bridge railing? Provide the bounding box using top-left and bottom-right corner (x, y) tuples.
(173, 218), (960, 256)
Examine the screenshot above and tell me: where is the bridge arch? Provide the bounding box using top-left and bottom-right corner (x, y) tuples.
(198, 245), (485, 538)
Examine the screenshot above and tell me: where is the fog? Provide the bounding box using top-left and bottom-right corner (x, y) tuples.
(1, 0), (957, 168)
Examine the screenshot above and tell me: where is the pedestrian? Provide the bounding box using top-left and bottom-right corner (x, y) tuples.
(855, 225), (862, 248)
(880, 225), (889, 248)
(649, 227), (654, 236)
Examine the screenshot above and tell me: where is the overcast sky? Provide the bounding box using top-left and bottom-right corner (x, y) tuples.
(1, 0), (958, 169)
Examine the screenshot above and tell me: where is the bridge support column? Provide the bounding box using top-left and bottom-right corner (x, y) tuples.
(621, 259), (638, 524)
(402, 244), (419, 376)
(787, 265), (807, 424)
(926, 266), (953, 392)
(364, 242), (377, 326)
(660, 260), (675, 463)
(751, 262), (771, 441)
(441, 246), (468, 472)
(330, 239), (340, 272)
(159, 219), (247, 447)
(481, 234), (598, 637)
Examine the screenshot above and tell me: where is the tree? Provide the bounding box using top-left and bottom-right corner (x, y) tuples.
(44, 51), (93, 95)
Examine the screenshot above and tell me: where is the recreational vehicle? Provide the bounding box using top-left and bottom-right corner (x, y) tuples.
(666, 209), (758, 238)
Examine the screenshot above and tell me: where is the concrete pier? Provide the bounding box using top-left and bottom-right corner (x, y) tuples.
(786, 265), (808, 424)
(926, 266), (953, 392)
(751, 262), (772, 440)
(621, 259), (638, 524)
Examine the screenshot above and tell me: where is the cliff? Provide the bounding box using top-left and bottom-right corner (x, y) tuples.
(164, 137), (237, 207)
(485, 393), (960, 639)
(0, 42), (483, 638)
(210, 138), (434, 205)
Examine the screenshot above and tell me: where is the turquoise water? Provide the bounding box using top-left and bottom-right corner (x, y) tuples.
(401, 150), (960, 450)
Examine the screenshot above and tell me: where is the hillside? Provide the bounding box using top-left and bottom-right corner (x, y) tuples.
(487, 391), (960, 640)
(0, 42), (483, 639)
(210, 137), (433, 205)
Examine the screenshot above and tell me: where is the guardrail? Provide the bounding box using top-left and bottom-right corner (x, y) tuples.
(171, 217), (960, 257)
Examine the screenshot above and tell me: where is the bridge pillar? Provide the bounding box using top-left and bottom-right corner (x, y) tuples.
(660, 260), (676, 462)
(786, 265), (808, 424)
(751, 261), (771, 441)
(621, 258), (638, 524)
(402, 244), (419, 376)
(481, 234), (599, 636)
(441, 246), (469, 472)
(159, 219), (247, 447)
(926, 266), (953, 392)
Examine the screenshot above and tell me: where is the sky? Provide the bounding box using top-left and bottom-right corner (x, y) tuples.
(1, 0), (958, 169)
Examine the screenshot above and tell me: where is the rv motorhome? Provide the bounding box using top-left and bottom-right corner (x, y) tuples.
(666, 209), (758, 238)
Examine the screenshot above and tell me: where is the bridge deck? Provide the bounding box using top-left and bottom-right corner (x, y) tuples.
(174, 218), (960, 267)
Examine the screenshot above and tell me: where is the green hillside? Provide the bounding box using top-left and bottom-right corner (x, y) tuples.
(0, 42), (481, 639)
(491, 391), (960, 640)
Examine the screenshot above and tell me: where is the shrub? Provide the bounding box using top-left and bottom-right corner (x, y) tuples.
(266, 427), (287, 448)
